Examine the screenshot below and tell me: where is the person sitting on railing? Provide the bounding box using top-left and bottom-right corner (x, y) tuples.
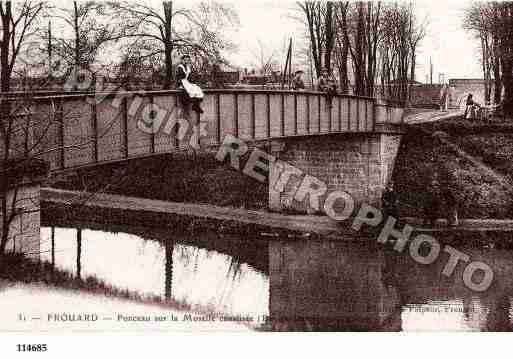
(291, 70), (305, 90)
(176, 54), (204, 114)
(318, 68), (337, 105)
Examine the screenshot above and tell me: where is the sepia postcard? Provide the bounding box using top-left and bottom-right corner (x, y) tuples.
(2, 0), (513, 347)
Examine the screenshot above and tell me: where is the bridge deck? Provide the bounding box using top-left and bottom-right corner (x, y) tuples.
(6, 89), (404, 172)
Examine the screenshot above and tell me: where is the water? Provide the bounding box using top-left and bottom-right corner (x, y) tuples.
(32, 225), (513, 331)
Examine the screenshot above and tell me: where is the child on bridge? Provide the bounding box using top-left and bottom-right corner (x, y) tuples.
(318, 68), (337, 106)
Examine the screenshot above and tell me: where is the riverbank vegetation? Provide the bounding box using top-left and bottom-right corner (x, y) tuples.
(464, 2), (513, 116)
(51, 153), (267, 211)
(393, 116), (513, 219)
(0, 252), (192, 310)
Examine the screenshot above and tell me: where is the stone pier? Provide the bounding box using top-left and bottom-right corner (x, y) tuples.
(268, 103), (404, 214)
(1, 159), (48, 259)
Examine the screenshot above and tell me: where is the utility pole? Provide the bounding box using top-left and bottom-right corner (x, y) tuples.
(281, 38), (292, 89)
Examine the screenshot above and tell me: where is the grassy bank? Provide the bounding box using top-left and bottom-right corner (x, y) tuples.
(0, 253), (191, 310)
(393, 117), (513, 219)
(51, 152), (267, 210)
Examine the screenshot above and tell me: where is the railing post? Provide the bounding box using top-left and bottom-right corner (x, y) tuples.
(234, 93), (239, 138)
(364, 100), (368, 132)
(372, 99), (377, 132)
(149, 95), (155, 154)
(266, 93), (271, 138)
(58, 98), (65, 169)
(294, 94), (298, 135)
(317, 95), (321, 132)
(90, 98), (98, 163)
(121, 97), (129, 158)
(280, 93), (285, 137)
(216, 93), (221, 144)
(338, 97), (342, 131)
(306, 95), (310, 134)
(347, 97), (351, 131)
(328, 96), (332, 132)
(356, 97), (360, 131)
(251, 93), (256, 139)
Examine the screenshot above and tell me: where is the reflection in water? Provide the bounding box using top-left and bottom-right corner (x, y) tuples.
(37, 226), (513, 331)
(40, 227), (269, 324)
(268, 241), (402, 331)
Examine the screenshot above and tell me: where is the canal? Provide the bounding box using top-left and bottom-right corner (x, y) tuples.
(10, 223), (510, 331)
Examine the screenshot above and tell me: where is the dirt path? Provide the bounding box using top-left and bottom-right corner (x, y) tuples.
(403, 109), (462, 124)
(42, 188), (513, 235)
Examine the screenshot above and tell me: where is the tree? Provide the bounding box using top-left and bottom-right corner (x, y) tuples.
(0, 1), (44, 92)
(296, 1), (427, 101)
(379, 3), (425, 102)
(298, 1), (336, 78)
(0, 1), (46, 255)
(345, 1), (382, 97)
(47, 1), (121, 87)
(464, 2), (504, 106)
(407, 5), (427, 86)
(464, 2), (513, 115)
(250, 39), (280, 76)
(333, 2), (349, 93)
(298, 1), (382, 96)
(0, 2), (123, 256)
(109, 0), (239, 89)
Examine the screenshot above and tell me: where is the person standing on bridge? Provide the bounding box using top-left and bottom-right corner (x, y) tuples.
(440, 84), (449, 111)
(291, 70), (305, 90)
(318, 68), (337, 106)
(176, 54), (204, 114)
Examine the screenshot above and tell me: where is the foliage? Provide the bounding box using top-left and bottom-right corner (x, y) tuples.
(463, 2), (513, 115)
(46, 1), (122, 78)
(108, 0), (239, 89)
(297, 1), (427, 101)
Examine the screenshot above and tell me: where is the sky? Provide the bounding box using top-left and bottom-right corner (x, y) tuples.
(226, 0), (483, 82)
(49, 0), (483, 82)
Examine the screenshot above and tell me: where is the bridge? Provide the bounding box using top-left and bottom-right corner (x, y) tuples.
(14, 89), (404, 205)
(9, 89), (403, 169)
(3, 89), (405, 256)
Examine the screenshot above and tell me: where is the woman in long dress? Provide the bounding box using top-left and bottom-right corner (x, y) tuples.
(176, 55), (204, 114)
(464, 93), (480, 119)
